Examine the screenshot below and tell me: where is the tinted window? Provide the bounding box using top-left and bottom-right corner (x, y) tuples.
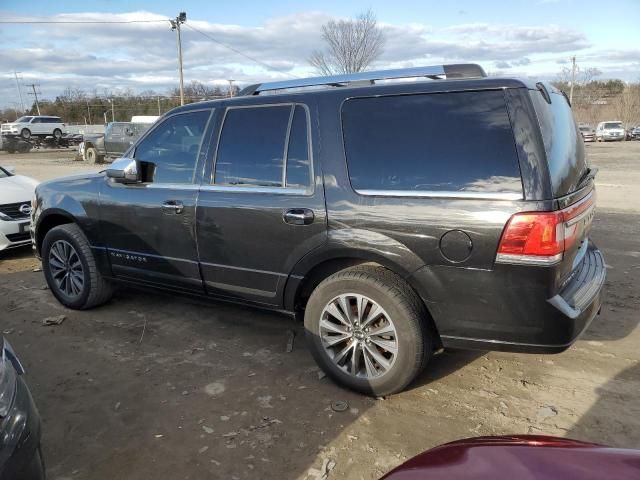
(134, 110), (210, 184)
(31, 118), (42, 124)
(286, 106), (311, 188)
(342, 91), (522, 194)
(529, 89), (587, 196)
(215, 106), (291, 187)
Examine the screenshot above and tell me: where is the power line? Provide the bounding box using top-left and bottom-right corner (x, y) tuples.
(183, 23), (298, 78)
(0, 19), (168, 24)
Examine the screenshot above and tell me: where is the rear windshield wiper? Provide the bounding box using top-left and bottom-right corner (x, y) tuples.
(577, 167), (598, 189)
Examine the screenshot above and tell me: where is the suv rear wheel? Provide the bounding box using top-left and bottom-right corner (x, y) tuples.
(53, 128), (62, 140)
(42, 224), (113, 309)
(304, 265), (431, 396)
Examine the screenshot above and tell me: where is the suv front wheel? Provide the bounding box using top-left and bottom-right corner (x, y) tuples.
(42, 224), (113, 309)
(304, 265), (432, 396)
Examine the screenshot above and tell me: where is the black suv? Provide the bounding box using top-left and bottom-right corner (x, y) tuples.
(31, 64), (605, 396)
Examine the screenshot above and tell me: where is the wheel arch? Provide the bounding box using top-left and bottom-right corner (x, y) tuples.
(35, 210), (76, 256)
(285, 249), (442, 347)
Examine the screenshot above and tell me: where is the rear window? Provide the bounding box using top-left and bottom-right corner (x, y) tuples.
(528, 88), (587, 196)
(603, 122), (622, 129)
(341, 90), (522, 195)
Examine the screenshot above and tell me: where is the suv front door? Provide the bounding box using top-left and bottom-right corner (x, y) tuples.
(99, 109), (213, 292)
(197, 103), (326, 306)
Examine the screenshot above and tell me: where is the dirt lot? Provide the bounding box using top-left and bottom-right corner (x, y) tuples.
(1, 142), (639, 480)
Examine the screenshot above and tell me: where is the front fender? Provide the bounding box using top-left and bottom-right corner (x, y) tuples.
(34, 174), (104, 251)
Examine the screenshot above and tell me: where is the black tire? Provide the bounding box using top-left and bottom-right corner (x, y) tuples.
(304, 265), (432, 396)
(53, 128), (62, 139)
(20, 128), (31, 139)
(85, 146), (103, 164)
(42, 224), (113, 309)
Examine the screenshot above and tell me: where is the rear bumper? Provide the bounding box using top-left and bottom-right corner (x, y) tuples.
(0, 377), (45, 480)
(411, 243), (606, 353)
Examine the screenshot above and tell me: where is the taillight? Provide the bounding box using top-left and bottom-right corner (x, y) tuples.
(496, 192), (595, 266)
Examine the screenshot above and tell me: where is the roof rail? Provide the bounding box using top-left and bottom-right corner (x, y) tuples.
(239, 63), (486, 96)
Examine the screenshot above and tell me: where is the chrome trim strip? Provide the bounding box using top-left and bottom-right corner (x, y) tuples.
(565, 202), (595, 227)
(200, 260), (287, 277)
(256, 65), (447, 92)
(495, 252), (563, 266)
(108, 247), (199, 264)
(199, 185), (309, 195)
(356, 189), (522, 200)
(441, 335), (575, 349)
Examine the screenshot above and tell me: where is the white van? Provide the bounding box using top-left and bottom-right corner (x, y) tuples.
(595, 121), (625, 142)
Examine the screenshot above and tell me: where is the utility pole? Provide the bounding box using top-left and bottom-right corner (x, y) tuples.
(110, 98), (115, 122)
(170, 12), (187, 106)
(569, 55), (577, 105)
(227, 79), (235, 98)
(13, 71), (25, 112)
(86, 99), (92, 125)
(157, 96), (161, 115)
(26, 83), (41, 115)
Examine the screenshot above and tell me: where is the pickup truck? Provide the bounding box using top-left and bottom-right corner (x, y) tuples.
(80, 121), (154, 163)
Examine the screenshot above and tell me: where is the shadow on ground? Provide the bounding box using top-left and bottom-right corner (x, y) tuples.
(568, 363), (640, 449)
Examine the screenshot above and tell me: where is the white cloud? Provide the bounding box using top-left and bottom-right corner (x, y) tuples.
(0, 10), (637, 108)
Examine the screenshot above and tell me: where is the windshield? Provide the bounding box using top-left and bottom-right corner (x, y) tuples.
(579, 126), (591, 132)
(15, 116), (33, 123)
(604, 122), (623, 129)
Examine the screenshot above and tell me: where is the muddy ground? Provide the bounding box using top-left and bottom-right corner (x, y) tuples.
(1, 142), (639, 479)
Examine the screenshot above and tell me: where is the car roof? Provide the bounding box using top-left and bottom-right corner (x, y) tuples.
(171, 76), (536, 115)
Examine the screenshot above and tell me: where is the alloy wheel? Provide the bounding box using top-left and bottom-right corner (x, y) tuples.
(319, 293), (398, 379)
(48, 240), (85, 298)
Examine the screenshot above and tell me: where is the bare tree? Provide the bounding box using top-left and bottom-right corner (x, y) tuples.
(612, 83), (640, 128)
(309, 9), (386, 76)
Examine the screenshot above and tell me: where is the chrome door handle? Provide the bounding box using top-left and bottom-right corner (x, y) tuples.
(283, 208), (314, 225)
(161, 201), (184, 214)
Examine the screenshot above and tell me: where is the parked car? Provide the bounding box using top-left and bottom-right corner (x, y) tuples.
(0, 338), (45, 480)
(0, 115), (66, 140)
(627, 125), (640, 140)
(595, 121), (625, 142)
(578, 125), (595, 142)
(0, 166), (38, 251)
(80, 121), (156, 163)
(32, 64), (606, 396)
(381, 435), (640, 479)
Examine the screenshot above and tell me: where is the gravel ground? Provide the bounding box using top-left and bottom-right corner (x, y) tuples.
(1, 142), (639, 479)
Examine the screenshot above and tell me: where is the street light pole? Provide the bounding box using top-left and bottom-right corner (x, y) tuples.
(569, 55), (577, 105)
(170, 12), (187, 106)
(227, 79), (235, 98)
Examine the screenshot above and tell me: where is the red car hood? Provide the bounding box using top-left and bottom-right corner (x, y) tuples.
(381, 435), (640, 480)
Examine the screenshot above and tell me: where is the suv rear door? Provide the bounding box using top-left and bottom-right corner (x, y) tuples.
(196, 103), (326, 306)
(527, 86), (595, 284)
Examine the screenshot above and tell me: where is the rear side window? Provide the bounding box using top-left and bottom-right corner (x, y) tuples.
(214, 105), (312, 189)
(528, 88), (587, 196)
(342, 91), (522, 195)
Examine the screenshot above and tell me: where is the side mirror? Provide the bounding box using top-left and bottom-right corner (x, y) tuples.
(5, 166), (16, 174)
(106, 157), (139, 184)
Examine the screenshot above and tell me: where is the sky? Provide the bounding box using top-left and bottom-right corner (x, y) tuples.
(0, 0), (638, 109)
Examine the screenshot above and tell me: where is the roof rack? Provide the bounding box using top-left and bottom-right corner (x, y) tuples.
(239, 63), (487, 96)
